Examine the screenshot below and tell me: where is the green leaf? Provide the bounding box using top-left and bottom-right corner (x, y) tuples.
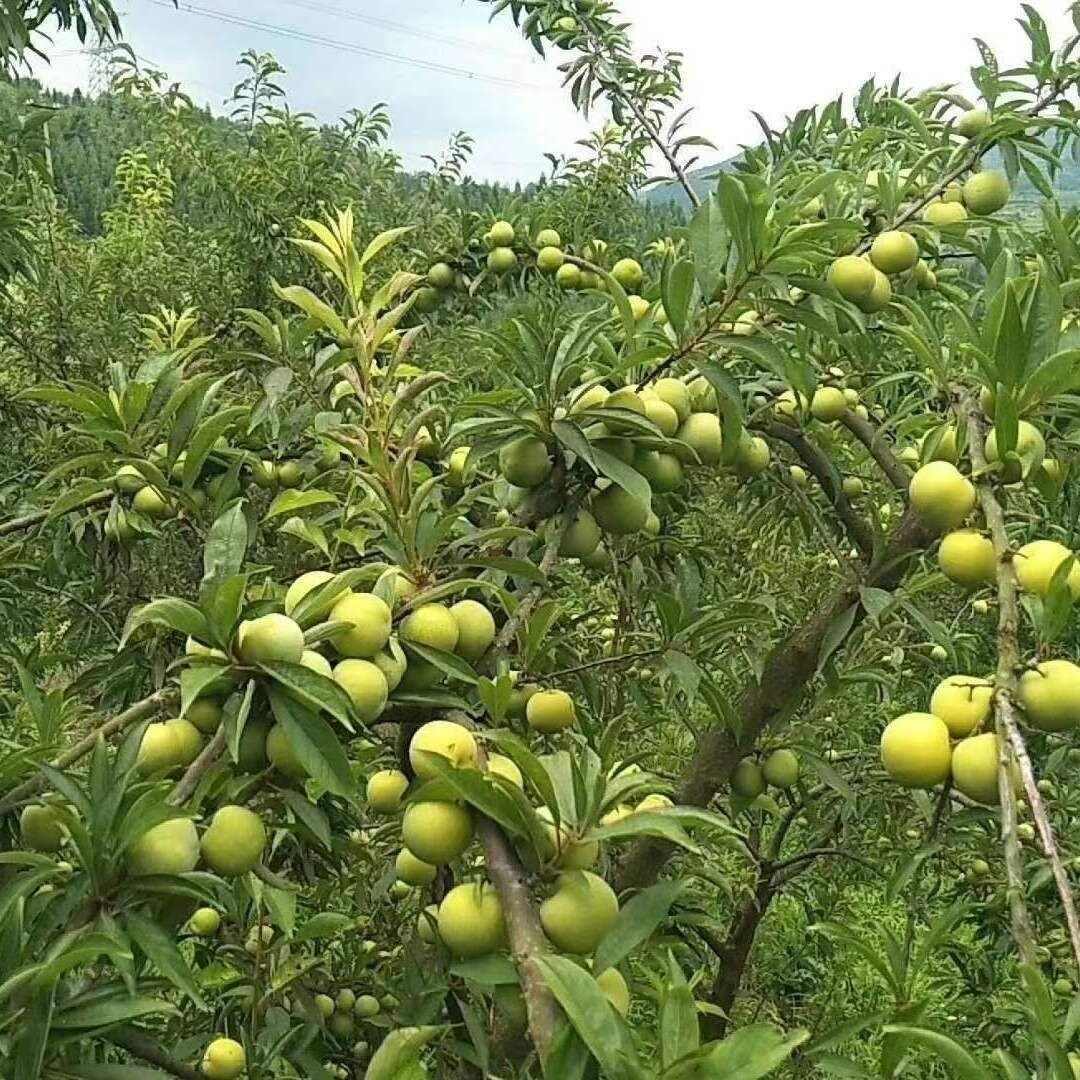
(449, 955), (519, 986)
(687, 193), (730, 300)
(282, 790), (332, 851)
(588, 810), (699, 853)
(120, 599), (209, 648)
(664, 1023), (808, 1079)
(268, 687), (355, 797)
(53, 993), (179, 1029)
(659, 952), (699, 1070)
(365, 1025), (445, 1080)
(264, 489), (339, 521)
(661, 258), (697, 339)
(182, 406), (246, 489)
(203, 503), (249, 583)
(879, 1025), (986, 1080)
(401, 641), (478, 686)
(412, 753), (526, 838)
(294, 911), (354, 944)
(536, 955), (639, 1079)
(126, 911), (206, 1007)
(259, 660), (355, 726)
(594, 881), (685, 975)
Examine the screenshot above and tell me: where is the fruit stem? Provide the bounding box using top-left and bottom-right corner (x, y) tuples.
(169, 724), (227, 807)
(107, 1025), (202, 1080)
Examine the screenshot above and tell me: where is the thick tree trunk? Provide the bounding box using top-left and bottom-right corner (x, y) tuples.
(616, 509), (932, 893)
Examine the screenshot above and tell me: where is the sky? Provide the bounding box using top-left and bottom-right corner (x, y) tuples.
(26, 0), (1078, 184)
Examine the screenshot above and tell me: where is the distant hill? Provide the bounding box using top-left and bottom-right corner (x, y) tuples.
(642, 146), (1080, 213)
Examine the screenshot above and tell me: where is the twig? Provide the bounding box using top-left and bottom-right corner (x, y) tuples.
(759, 420), (874, 558)
(840, 410), (911, 494)
(0, 490), (111, 537)
(540, 648), (661, 680)
(961, 396), (1039, 966)
(168, 724), (227, 806)
(106, 1025), (202, 1080)
(0, 689), (174, 814)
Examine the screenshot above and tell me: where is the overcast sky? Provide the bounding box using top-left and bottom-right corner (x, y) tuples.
(27, 0), (1077, 183)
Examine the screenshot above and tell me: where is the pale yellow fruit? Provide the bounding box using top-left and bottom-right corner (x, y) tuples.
(929, 676), (993, 737)
(540, 870), (619, 954)
(600, 803), (633, 827)
(1018, 660), (1080, 732)
(568, 384), (610, 414)
(266, 724), (307, 780)
(129, 818), (200, 876)
(526, 689), (576, 733)
(284, 570), (334, 617)
(201, 1037), (245, 1080)
(951, 732), (1001, 805)
(869, 230), (919, 275)
(395, 848), (437, 886)
(450, 599), (496, 660)
(938, 530), (996, 588)
(643, 395), (679, 436)
(372, 643), (407, 691)
(333, 659), (389, 722)
(880, 712), (952, 788)
(963, 169), (1010, 215)
(761, 749), (800, 789)
(402, 801), (474, 864)
(653, 377), (691, 422)
(828, 255), (876, 302)
(187, 698), (224, 734)
(186, 908), (219, 936)
(920, 426), (959, 465)
(596, 967), (630, 1016)
(137, 722), (181, 775)
(335, 988), (356, 1012)
(401, 603), (460, 653)
(1014, 540), (1080, 599)
(487, 754), (524, 787)
(923, 200), (969, 227)
(133, 485), (175, 519)
(592, 485), (649, 535)
(164, 718), (203, 768)
(489, 220), (515, 247)
(676, 412), (723, 466)
(201, 805), (266, 877)
(909, 462), (975, 532)
(811, 387), (848, 422)
(774, 389), (809, 421)
(299, 649), (333, 678)
(437, 882), (506, 958)
(499, 436), (552, 488)
(354, 994), (380, 1017)
(857, 268), (892, 313)
(956, 107), (991, 138)
(731, 759), (765, 798)
(330, 592), (392, 658)
(611, 257), (643, 291)
(409, 720), (478, 778)
(559, 508), (602, 558)
(367, 769), (409, 813)
(735, 436), (770, 477)
(328, 1012), (355, 1039)
(20, 804), (63, 852)
(237, 613), (305, 665)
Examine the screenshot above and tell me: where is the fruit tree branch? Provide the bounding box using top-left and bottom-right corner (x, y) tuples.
(839, 409), (911, 494)
(0, 689), (175, 815)
(615, 507), (933, 893)
(962, 397), (1076, 969)
(0, 489), (111, 536)
(106, 1025), (202, 1080)
(168, 724), (227, 807)
(759, 420), (874, 559)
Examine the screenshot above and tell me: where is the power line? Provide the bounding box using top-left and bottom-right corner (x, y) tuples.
(272, 0), (528, 61)
(137, 0), (558, 95)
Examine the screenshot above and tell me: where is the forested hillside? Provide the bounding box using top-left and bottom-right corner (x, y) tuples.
(4, 3), (1080, 1079)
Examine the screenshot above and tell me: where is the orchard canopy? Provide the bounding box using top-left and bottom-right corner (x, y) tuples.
(6, 0), (1080, 1077)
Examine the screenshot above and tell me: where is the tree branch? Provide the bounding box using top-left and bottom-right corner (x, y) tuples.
(169, 724), (227, 806)
(839, 409), (911, 494)
(615, 507), (933, 893)
(106, 1025), (202, 1080)
(0, 689), (174, 815)
(759, 420), (874, 559)
(0, 489), (111, 537)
